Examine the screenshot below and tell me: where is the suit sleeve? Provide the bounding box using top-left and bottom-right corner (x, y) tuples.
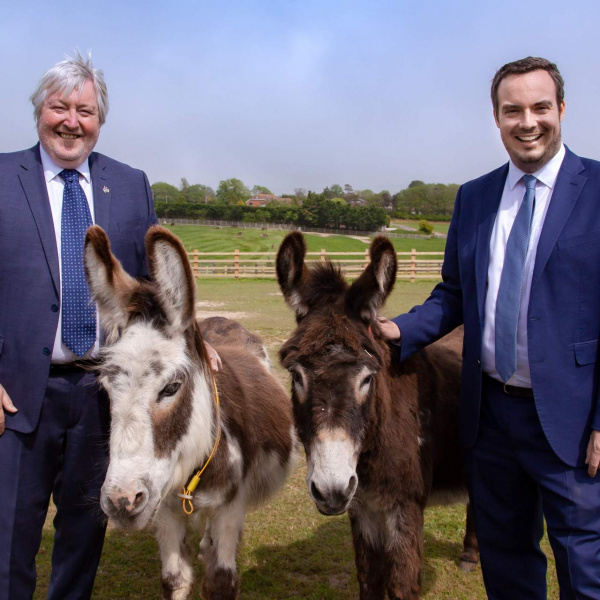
(391, 186), (465, 360)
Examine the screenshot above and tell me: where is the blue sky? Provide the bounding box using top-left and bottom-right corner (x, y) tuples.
(2, 0), (599, 195)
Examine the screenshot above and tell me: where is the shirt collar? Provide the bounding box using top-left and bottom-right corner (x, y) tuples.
(39, 144), (91, 185)
(506, 143), (566, 191)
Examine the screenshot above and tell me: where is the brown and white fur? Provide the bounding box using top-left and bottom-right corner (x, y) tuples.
(276, 231), (478, 600)
(84, 225), (296, 600)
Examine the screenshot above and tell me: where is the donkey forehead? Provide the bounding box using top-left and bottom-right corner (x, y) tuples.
(101, 322), (189, 382)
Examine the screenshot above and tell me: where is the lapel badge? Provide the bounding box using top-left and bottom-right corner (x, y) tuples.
(103, 185), (110, 194)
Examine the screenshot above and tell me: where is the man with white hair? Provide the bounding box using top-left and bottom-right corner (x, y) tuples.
(0, 52), (158, 599)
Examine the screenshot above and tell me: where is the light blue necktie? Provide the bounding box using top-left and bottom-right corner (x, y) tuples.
(60, 169), (96, 357)
(495, 174), (537, 383)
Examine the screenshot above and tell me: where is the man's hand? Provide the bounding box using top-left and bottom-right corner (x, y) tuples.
(376, 317), (401, 341)
(585, 430), (600, 477)
(0, 384), (18, 435)
(204, 342), (222, 373)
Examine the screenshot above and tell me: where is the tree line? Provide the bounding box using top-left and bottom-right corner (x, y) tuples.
(151, 178), (459, 231)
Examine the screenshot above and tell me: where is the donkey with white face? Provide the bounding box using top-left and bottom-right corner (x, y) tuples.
(84, 225), (296, 600)
(276, 232), (478, 600)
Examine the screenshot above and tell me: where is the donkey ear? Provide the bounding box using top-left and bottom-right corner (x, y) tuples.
(276, 231), (310, 317)
(146, 226), (196, 331)
(84, 225), (139, 343)
(346, 235), (397, 322)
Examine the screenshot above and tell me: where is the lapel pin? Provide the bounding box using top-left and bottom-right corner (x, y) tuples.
(103, 186), (110, 194)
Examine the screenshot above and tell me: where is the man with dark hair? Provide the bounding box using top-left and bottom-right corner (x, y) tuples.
(380, 57), (600, 598)
(0, 52), (159, 600)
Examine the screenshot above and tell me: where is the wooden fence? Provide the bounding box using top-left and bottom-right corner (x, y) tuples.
(187, 249), (444, 282)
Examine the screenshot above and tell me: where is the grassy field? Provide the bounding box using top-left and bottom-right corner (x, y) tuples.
(34, 276), (559, 599)
(390, 219), (451, 236)
(163, 224), (447, 255)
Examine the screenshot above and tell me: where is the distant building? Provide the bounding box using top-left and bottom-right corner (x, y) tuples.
(245, 193), (294, 207)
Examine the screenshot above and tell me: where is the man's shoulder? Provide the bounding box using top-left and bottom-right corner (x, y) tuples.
(89, 151), (147, 178)
(0, 145), (39, 168)
(460, 163), (508, 194)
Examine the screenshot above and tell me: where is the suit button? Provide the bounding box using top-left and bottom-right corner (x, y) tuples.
(51, 304), (59, 312)
(477, 359), (481, 365)
(43, 347), (51, 356)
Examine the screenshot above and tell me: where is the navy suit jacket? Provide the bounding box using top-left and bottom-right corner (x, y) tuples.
(0, 144), (158, 434)
(393, 147), (600, 467)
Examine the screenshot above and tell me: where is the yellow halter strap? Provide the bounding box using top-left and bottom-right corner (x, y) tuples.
(177, 375), (222, 515)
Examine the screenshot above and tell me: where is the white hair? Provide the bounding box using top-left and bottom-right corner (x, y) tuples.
(30, 50), (109, 126)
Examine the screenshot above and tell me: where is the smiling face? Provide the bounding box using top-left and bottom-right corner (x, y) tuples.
(37, 78), (101, 168)
(494, 69), (565, 173)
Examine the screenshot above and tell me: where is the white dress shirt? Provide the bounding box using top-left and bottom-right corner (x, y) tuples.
(39, 145), (100, 362)
(481, 144), (566, 387)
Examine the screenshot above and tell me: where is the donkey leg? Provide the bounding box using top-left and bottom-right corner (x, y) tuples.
(349, 510), (387, 600)
(155, 506), (195, 600)
(386, 501), (423, 600)
(459, 502), (479, 572)
(198, 516), (212, 561)
(201, 497), (245, 600)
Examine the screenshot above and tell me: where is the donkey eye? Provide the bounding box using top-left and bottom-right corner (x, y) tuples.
(291, 370), (304, 388)
(159, 382), (181, 399)
(361, 374), (374, 388)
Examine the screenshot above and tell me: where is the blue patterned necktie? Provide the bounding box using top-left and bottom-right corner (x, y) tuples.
(495, 174), (537, 382)
(60, 169), (96, 357)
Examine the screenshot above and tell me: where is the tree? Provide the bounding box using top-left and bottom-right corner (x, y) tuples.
(216, 178), (251, 205)
(252, 185), (273, 196)
(408, 180), (425, 188)
(151, 182), (185, 203)
(182, 184), (215, 203)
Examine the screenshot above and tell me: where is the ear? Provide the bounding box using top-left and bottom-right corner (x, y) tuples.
(276, 231), (310, 317)
(345, 235), (397, 322)
(84, 225), (139, 343)
(145, 226), (196, 332)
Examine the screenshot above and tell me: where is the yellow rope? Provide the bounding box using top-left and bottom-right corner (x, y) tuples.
(178, 375), (222, 515)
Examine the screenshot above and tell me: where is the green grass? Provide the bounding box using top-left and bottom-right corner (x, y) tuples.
(164, 224), (447, 255)
(391, 219), (451, 236)
(34, 278), (559, 599)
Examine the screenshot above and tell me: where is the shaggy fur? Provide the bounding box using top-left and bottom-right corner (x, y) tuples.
(85, 225), (297, 600)
(277, 231), (478, 600)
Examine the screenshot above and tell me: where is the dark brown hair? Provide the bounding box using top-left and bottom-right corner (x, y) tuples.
(491, 57), (564, 114)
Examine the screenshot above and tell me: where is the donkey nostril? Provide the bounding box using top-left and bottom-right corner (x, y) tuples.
(311, 481), (326, 503)
(134, 491), (144, 507)
(347, 475), (357, 495)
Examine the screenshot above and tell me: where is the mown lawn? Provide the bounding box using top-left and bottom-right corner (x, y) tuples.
(34, 277), (558, 599)
(163, 224), (447, 255)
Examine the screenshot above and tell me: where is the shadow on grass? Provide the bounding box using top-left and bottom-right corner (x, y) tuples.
(35, 514), (473, 599)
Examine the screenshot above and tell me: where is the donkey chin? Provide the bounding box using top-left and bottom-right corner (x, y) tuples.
(100, 476), (161, 531)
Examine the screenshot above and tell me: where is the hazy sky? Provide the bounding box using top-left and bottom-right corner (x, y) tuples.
(2, 0), (599, 195)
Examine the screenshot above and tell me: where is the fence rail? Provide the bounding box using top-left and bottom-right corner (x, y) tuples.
(187, 249), (444, 282)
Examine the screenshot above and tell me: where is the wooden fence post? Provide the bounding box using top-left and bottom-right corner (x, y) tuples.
(192, 249), (199, 278)
(321, 249), (326, 263)
(410, 248), (416, 283)
(234, 249), (239, 279)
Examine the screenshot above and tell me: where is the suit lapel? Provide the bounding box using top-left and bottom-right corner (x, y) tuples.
(475, 164), (508, 323)
(531, 148), (586, 290)
(89, 152), (112, 231)
(18, 145), (60, 294)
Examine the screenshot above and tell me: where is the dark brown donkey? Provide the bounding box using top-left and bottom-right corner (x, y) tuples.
(276, 231), (478, 600)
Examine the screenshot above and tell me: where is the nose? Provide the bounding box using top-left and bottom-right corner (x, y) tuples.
(310, 475), (358, 515)
(520, 109), (536, 129)
(63, 108), (79, 130)
(101, 482), (149, 517)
